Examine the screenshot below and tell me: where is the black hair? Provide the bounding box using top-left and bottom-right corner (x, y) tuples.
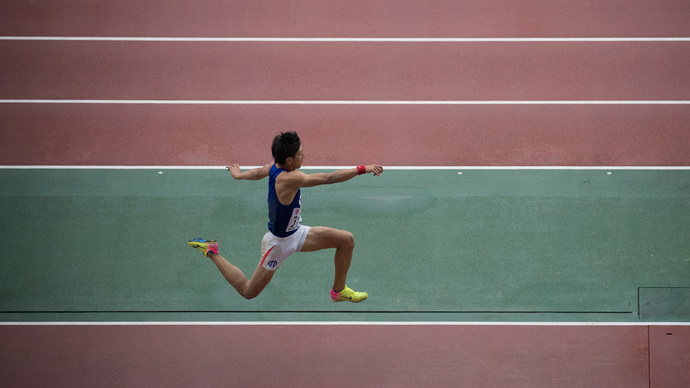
(272, 131), (301, 164)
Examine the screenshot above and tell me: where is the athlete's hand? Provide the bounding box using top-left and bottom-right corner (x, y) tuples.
(227, 164), (242, 179)
(367, 164), (384, 176)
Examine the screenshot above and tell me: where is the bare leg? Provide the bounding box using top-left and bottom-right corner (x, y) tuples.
(300, 226), (355, 292)
(208, 253), (275, 299)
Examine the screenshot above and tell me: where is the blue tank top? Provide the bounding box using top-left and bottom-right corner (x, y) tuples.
(267, 164), (302, 237)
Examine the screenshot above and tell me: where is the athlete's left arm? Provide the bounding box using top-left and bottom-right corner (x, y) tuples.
(227, 164), (271, 180)
(281, 165), (383, 189)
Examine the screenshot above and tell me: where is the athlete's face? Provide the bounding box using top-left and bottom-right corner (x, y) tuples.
(288, 146), (304, 170)
(293, 146), (304, 170)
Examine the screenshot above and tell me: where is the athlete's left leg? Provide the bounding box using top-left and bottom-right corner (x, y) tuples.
(300, 226), (354, 292)
(207, 253), (275, 300)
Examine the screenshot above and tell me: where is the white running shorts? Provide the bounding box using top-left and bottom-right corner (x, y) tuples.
(259, 225), (311, 271)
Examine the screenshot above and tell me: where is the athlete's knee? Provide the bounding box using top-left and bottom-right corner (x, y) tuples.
(241, 291), (259, 300)
(239, 287), (261, 300)
(341, 231), (354, 250)
(237, 273), (272, 300)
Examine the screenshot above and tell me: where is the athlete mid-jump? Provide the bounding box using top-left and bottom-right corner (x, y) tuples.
(189, 131), (383, 302)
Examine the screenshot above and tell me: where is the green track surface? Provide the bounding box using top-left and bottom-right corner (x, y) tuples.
(1, 168), (688, 322)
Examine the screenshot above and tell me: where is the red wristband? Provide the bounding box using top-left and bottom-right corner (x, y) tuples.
(357, 165), (366, 175)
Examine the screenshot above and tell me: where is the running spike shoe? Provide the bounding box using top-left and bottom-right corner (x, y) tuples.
(187, 238), (219, 257)
(331, 286), (368, 303)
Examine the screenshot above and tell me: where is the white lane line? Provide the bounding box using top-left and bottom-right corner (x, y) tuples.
(1, 100), (690, 105)
(1, 166), (689, 170)
(1, 321), (689, 326)
(1, 36), (690, 42)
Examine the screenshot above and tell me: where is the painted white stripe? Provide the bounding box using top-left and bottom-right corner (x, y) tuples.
(1, 321), (689, 326)
(1, 36), (690, 42)
(1, 99), (690, 105)
(1, 166), (689, 170)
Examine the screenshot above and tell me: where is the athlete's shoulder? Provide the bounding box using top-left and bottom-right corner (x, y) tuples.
(270, 163), (285, 177)
(276, 168), (305, 180)
(276, 169), (311, 187)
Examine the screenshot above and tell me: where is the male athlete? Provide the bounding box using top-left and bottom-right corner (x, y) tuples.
(188, 131), (383, 302)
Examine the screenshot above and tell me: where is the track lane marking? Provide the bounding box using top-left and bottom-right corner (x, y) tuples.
(2, 36), (690, 42)
(1, 166), (689, 170)
(2, 100), (690, 105)
(1, 321), (689, 326)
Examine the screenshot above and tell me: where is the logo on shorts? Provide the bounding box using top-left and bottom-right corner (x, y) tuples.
(266, 260), (278, 268)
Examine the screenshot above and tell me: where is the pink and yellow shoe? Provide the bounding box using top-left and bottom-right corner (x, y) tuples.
(187, 238), (219, 257)
(331, 286), (368, 303)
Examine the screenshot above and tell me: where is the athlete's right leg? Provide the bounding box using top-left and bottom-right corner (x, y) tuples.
(300, 226), (355, 293)
(207, 253), (275, 300)
(300, 226), (367, 302)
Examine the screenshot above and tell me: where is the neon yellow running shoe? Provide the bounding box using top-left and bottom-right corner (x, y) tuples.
(331, 286), (368, 303)
(187, 238), (219, 257)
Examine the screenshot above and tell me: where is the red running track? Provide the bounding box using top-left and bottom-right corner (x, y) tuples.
(2, 104), (688, 166)
(2, 2), (689, 167)
(1, 0), (689, 38)
(2, 41), (689, 101)
(3, 324), (689, 387)
(1, 325), (689, 387)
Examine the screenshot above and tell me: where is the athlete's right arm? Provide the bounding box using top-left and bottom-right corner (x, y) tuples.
(227, 164), (271, 180)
